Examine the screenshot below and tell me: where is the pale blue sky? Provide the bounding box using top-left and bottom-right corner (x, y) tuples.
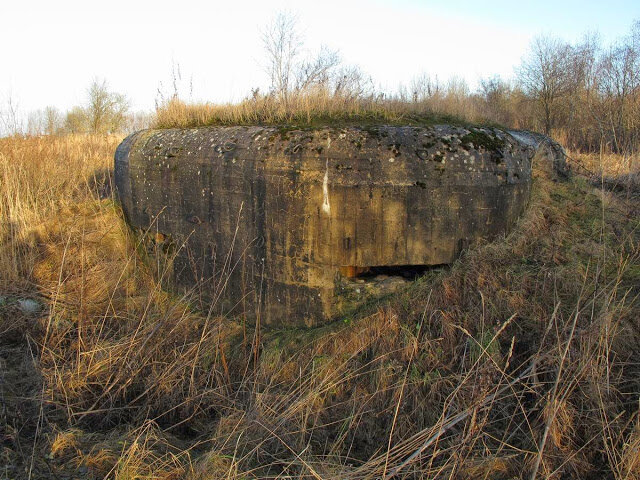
(1, 0), (638, 114)
(410, 0), (638, 43)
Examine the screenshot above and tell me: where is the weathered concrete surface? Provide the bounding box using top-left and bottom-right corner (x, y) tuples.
(114, 125), (564, 326)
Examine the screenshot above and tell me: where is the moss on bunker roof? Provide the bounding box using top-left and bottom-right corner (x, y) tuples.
(460, 130), (506, 152)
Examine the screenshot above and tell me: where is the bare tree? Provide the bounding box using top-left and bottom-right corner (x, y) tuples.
(26, 110), (45, 136)
(64, 106), (89, 134)
(479, 76), (513, 125)
(410, 73), (441, 102)
(27, 106), (63, 135)
(294, 45), (340, 92)
(517, 35), (573, 135)
(44, 106), (63, 135)
(562, 33), (602, 150)
(262, 12), (303, 101)
(261, 11), (345, 102)
(86, 79), (129, 134)
(0, 94), (23, 136)
(597, 31), (640, 153)
(332, 66), (373, 100)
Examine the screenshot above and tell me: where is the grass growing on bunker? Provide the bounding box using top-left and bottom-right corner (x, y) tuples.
(152, 94), (497, 130)
(0, 133), (639, 479)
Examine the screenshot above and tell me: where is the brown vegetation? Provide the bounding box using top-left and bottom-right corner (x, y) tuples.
(1, 119), (639, 480)
(0, 16), (638, 479)
(153, 20), (640, 160)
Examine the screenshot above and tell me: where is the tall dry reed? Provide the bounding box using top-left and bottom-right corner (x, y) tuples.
(0, 134), (638, 479)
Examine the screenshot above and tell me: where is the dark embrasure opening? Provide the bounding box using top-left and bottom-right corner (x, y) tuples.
(339, 264), (441, 280)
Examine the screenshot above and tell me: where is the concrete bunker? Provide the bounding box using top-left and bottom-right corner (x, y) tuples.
(114, 125), (565, 326)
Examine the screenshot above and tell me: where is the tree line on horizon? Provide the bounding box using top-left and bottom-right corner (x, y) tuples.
(1, 15), (638, 155)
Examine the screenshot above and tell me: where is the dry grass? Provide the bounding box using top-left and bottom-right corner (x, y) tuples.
(0, 133), (638, 479)
(0, 134), (118, 288)
(153, 93), (482, 130)
(569, 150), (640, 199)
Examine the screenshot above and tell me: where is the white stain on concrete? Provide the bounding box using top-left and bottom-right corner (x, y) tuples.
(322, 159), (331, 214)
